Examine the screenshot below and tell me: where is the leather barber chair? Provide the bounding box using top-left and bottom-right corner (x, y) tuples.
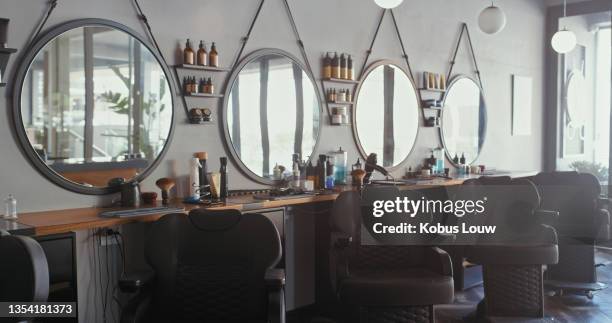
(533, 171), (610, 298)
(329, 187), (454, 323)
(463, 177), (559, 319)
(119, 209), (285, 323)
(0, 230), (50, 323)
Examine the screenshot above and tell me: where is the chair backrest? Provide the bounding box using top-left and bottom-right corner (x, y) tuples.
(458, 177), (544, 244)
(533, 171), (600, 223)
(330, 186), (435, 270)
(144, 210), (282, 321)
(0, 231), (49, 305)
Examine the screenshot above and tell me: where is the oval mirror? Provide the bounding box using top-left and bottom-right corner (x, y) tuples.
(224, 49), (321, 183)
(566, 71), (586, 126)
(13, 19), (174, 194)
(441, 76), (486, 165)
(354, 62), (419, 168)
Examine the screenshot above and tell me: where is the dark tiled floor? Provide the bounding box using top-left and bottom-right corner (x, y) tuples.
(293, 249), (612, 323)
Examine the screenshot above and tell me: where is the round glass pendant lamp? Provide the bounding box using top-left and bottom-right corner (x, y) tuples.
(374, 0), (403, 9)
(551, 0), (576, 54)
(478, 3), (506, 34)
(551, 28), (577, 53)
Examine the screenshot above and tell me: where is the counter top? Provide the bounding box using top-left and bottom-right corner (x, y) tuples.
(11, 171), (538, 236)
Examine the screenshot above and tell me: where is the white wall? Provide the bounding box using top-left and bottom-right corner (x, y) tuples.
(0, 0), (547, 213)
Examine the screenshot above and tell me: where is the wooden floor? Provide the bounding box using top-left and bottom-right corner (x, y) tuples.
(292, 249), (612, 323)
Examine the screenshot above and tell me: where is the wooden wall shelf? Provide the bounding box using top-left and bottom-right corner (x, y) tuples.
(185, 92), (224, 98)
(419, 88), (446, 93)
(174, 64), (230, 72)
(0, 47), (18, 87)
(323, 77), (358, 84)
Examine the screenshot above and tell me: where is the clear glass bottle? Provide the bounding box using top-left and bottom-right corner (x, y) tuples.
(4, 194), (17, 219)
(433, 147), (445, 175)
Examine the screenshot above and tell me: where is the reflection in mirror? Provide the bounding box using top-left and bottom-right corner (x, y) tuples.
(442, 77), (486, 165)
(566, 71), (586, 126)
(355, 64), (419, 167)
(226, 52), (320, 179)
(20, 25), (173, 188)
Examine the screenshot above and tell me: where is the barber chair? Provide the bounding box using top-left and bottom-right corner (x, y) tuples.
(0, 230), (50, 323)
(329, 187), (454, 322)
(119, 210), (285, 323)
(533, 171), (610, 299)
(462, 177), (559, 319)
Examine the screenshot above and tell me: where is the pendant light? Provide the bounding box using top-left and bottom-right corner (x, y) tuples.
(551, 0), (577, 54)
(478, 1), (506, 34)
(374, 0), (403, 9)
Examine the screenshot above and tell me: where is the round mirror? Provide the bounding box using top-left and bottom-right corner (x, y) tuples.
(566, 71), (586, 126)
(13, 19), (174, 194)
(441, 76), (486, 165)
(223, 49), (321, 183)
(354, 62), (419, 168)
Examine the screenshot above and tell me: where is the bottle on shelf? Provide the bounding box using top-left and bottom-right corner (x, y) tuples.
(184, 39), (195, 65)
(209, 42), (219, 67)
(195, 152), (210, 197)
(433, 147), (445, 175)
(189, 157), (200, 199)
(199, 78), (206, 93)
(326, 156), (335, 189)
(207, 78), (214, 94)
(323, 52), (332, 79)
(347, 55), (354, 80)
(317, 155), (328, 190)
(459, 153), (466, 165)
(338, 89), (346, 102)
(346, 89), (352, 102)
(197, 40), (208, 66)
(219, 157), (228, 200)
(340, 53), (347, 79)
(331, 52), (340, 79)
(306, 160), (316, 189)
(332, 147), (347, 185)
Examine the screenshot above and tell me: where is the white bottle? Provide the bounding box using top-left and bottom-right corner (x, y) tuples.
(189, 157), (201, 199)
(273, 163), (282, 180)
(292, 162), (301, 188)
(4, 194), (17, 219)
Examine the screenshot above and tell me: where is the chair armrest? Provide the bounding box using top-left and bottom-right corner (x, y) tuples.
(596, 208), (610, 241)
(424, 247), (453, 276)
(331, 231), (352, 249)
(534, 209), (559, 225)
(119, 270), (155, 293)
(120, 290), (152, 323)
(265, 268), (286, 291)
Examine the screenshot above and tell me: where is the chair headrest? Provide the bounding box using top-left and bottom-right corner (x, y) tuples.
(188, 209), (243, 232)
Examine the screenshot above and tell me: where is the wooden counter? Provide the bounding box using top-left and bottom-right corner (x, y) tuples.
(12, 171), (537, 236)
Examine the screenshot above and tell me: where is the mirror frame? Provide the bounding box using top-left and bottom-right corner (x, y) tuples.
(352, 60), (422, 172)
(10, 19), (176, 195)
(440, 74), (487, 166)
(221, 48), (323, 185)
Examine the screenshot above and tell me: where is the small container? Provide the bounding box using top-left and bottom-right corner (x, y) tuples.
(331, 114), (342, 125)
(331, 147), (348, 185)
(4, 194), (17, 219)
